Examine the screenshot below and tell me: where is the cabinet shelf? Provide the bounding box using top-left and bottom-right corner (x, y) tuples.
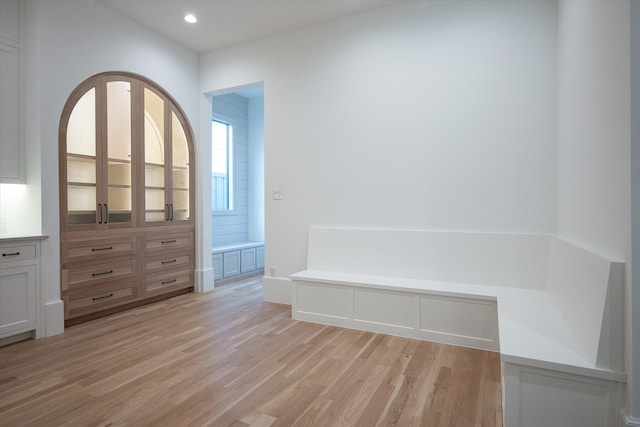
(107, 184), (131, 189)
(68, 210), (96, 214)
(145, 162), (165, 168)
(107, 157), (131, 164)
(68, 182), (97, 188)
(67, 154), (96, 162)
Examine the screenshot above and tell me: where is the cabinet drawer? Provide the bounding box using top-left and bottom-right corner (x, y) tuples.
(144, 269), (192, 295)
(1, 245), (36, 263)
(143, 233), (193, 253)
(62, 237), (137, 263)
(144, 252), (192, 275)
(65, 281), (137, 319)
(61, 259), (138, 292)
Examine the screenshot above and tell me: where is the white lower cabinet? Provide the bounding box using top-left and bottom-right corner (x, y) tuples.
(256, 246), (264, 269)
(213, 243), (264, 282)
(223, 251), (240, 278)
(212, 253), (223, 280)
(0, 238), (41, 341)
(241, 248), (256, 273)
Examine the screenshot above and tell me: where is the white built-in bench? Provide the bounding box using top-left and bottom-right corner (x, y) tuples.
(290, 227), (626, 427)
(212, 242), (264, 282)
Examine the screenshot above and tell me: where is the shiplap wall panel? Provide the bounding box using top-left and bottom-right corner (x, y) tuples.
(212, 93), (249, 247)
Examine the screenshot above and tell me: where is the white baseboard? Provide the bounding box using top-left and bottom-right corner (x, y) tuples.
(196, 267), (214, 292)
(262, 276), (292, 304)
(44, 300), (64, 337)
(0, 331), (34, 346)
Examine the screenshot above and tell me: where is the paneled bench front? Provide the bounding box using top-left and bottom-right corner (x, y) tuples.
(290, 227), (626, 427)
(212, 242), (264, 282)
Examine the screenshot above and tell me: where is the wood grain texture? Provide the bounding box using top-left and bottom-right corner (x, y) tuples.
(0, 275), (502, 426)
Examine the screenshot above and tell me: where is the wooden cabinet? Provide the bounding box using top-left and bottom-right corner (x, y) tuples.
(59, 72), (195, 323)
(0, 238), (41, 341)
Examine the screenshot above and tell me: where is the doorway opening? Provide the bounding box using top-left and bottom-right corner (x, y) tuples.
(211, 84), (264, 282)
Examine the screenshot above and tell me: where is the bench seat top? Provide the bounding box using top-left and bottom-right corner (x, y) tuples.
(290, 269), (626, 382)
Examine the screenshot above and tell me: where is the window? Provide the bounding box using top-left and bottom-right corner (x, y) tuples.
(212, 119), (233, 211)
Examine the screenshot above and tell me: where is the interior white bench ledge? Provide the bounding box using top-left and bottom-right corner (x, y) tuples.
(289, 227), (626, 427)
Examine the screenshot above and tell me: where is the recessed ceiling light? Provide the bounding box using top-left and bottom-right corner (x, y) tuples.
(184, 14), (197, 24)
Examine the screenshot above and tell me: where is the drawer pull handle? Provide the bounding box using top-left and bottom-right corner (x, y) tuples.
(162, 259), (177, 265)
(2, 252), (20, 257)
(92, 246), (113, 252)
(92, 270), (114, 277)
(161, 239), (177, 244)
(92, 293), (114, 301)
(162, 278), (177, 285)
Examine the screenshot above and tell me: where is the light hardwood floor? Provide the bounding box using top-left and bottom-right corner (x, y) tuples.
(0, 276), (503, 426)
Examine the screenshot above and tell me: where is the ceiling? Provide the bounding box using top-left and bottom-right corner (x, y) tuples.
(97, 0), (399, 54)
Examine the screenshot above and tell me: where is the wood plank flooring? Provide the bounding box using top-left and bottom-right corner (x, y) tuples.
(0, 276), (503, 426)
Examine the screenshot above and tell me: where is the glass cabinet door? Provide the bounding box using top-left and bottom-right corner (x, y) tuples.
(61, 72), (194, 232)
(64, 79), (135, 230)
(66, 87), (99, 226)
(143, 88), (166, 223)
(171, 111), (190, 222)
(105, 81), (133, 225)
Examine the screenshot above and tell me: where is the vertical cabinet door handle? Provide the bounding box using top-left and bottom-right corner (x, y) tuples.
(165, 204), (170, 221)
(104, 204), (108, 224)
(98, 203), (103, 224)
(170, 204), (174, 221)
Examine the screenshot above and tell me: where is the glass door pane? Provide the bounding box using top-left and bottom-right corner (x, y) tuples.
(171, 111), (190, 221)
(106, 81), (132, 224)
(144, 88), (166, 222)
(66, 88), (98, 225)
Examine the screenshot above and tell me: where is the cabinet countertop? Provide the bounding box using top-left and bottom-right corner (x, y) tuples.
(0, 235), (48, 243)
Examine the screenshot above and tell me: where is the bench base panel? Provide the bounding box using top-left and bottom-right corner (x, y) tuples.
(502, 361), (623, 427)
(293, 280), (500, 352)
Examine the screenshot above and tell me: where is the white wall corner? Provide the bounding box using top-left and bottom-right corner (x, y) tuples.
(262, 276), (292, 305)
(44, 299), (64, 337)
(596, 262), (626, 373)
(196, 267), (214, 293)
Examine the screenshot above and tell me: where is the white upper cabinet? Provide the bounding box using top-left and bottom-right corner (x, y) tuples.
(0, 0), (22, 183)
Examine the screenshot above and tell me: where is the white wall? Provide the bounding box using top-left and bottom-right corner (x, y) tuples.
(557, 0), (631, 260)
(557, 0), (633, 422)
(200, 0), (558, 290)
(248, 96), (265, 243)
(24, 0), (201, 335)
